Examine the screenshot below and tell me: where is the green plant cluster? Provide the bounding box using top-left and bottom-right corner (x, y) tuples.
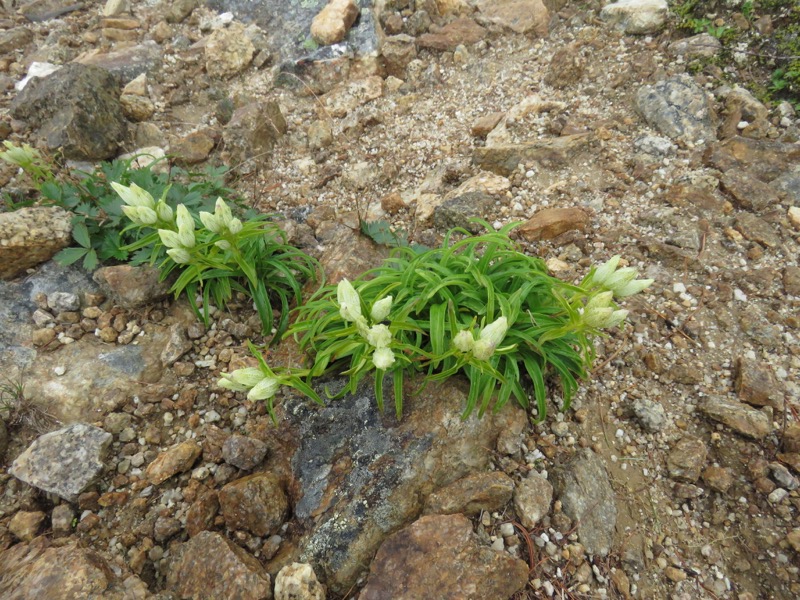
(221, 223), (653, 422)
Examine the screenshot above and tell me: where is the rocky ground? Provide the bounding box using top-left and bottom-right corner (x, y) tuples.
(1, 0), (800, 599)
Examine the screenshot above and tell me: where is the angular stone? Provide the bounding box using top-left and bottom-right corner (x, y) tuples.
(701, 396), (772, 440)
(10, 423), (112, 502)
(75, 41), (162, 84)
(667, 437), (707, 483)
(222, 434), (269, 470)
(0, 28), (34, 54)
(167, 531), (272, 599)
(702, 466), (734, 493)
(359, 514), (528, 600)
(93, 265), (170, 309)
(319, 228), (389, 284)
(668, 32), (721, 59)
(735, 213), (780, 248)
(165, 0), (197, 23)
(433, 191), (496, 232)
(600, 0), (669, 35)
(222, 101), (287, 170)
(785, 266), (800, 296)
(473, 134), (590, 175)
(518, 207), (590, 241)
(323, 75), (383, 118)
(10, 64), (126, 160)
(160, 324), (192, 367)
(476, 0), (549, 36)
(9, 511), (46, 542)
(770, 170), (800, 205)
(735, 356), (781, 408)
(381, 34), (417, 79)
(471, 112), (505, 138)
(784, 424), (800, 453)
(424, 471), (514, 516)
(513, 472), (554, 529)
(146, 440), (202, 485)
(205, 23), (254, 79)
(0, 207), (72, 280)
(544, 43), (585, 88)
(632, 398), (667, 432)
(787, 529), (800, 553)
(635, 74), (715, 143)
(20, 0), (83, 22)
(704, 137), (800, 183)
(51, 504), (75, 537)
(311, 0), (360, 45)
(186, 491), (219, 537)
(120, 93), (155, 122)
(720, 170), (780, 213)
(218, 473), (289, 536)
(418, 17), (486, 51)
(551, 449), (617, 556)
(274, 563), (325, 600)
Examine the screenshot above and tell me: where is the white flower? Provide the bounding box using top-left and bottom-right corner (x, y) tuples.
(176, 205), (196, 248)
(158, 229), (182, 248)
(229, 368), (267, 387)
(583, 307), (614, 328)
(605, 309), (629, 328)
(372, 347), (396, 370)
(604, 267), (638, 292)
(156, 201), (173, 222)
(215, 240), (232, 250)
(337, 279), (362, 322)
(614, 278), (654, 298)
(370, 296), (393, 322)
(453, 329), (475, 353)
(166, 248), (192, 264)
(592, 255), (621, 286)
(472, 316), (508, 361)
(247, 377), (281, 401)
(365, 324), (392, 348)
(217, 376), (248, 392)
(214, 197), (234, 228)
(199, 210), (222, 233)
(227, 218), (243, 234)
(111, 182), (155, 209)
(122, 205), (157, 225)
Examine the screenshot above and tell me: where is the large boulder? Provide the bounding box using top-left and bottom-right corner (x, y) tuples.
(0, 207), (72, 280)
(636, 74), (716, 144)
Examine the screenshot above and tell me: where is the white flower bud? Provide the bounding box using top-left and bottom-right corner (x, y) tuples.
(614, 278), (654, 298)
(592, 255), (621, 285)
(166, 247), (192, 264)
(583, 307), (614, 328)
(217, 376), (248, 392)
(247, 377), (281, 401)
(111, 182), (155, 209)
(337, 279), (362, 322)
(230, 368), (267, 387)
(227, 218), (243, 234)
(176, 205), (195, 248)
(365, 324), (392, 348)
(158, 229), (182, 249)
(137, 206), (158, 225)
(156, 201), (174, 222)
(604, 267), (638, 292)
(453, 329), (475, 353)
(605, 309), (629, 328)
(370, 296), (393, 322)
(215, 240), (232, 250)
(585, 291), (614, 312)
(472, 316), (508, 361)
(215, 197), (234, 227)
(372, 347), (396, 370)
(199, 211), (222, 233)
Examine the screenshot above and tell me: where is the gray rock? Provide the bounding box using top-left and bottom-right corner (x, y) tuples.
(769, 169), (800, 206)
(10, 423), (112, 502)
(161, 324), (192, 367)
(473, 134), (591, 176)
(167, 531), (272, 599)
(10, 64), (127, 160)
(769, 463), (799, 491)
(74, 41), (162, 83)
(701, 396), (772, 439)
(433, 191), (496, 232)
(551, 449), (617, 556)
(668, 32), (721, 58)
(667, 437), (707, 482)
(513, 472), (554, 529)
(222, 434), (269, 470)
(291, 377), (526, 594)
(600, 0), (668, 34)
(635, 74), (716, 143)
(93, 265), (170, 309)
(47, 291), (80, 312)
(0, 28), (33, 54)
(634, 135), (676, 157)
(274, 563), (326, 600)
(632, 399), (667, 432)
(0, 207), (72, 281)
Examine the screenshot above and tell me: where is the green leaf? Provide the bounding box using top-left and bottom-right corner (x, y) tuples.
(53, 246), (88, 266)
(72, 221), (91, 248)
(82, 249), (98, 271)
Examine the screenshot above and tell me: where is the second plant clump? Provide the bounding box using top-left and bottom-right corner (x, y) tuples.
(220, 222), (653, 422)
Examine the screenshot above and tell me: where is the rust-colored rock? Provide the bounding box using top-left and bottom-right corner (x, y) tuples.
(473, 134), (590, 176)
(423, 471), (514, 516)
(518, 207), (590, 241)
(735, 356), (782, 409)
(218, 473), (289, 537)
(186, 491), (219, 537)
(311, 0), (360, 46)
(418, 18), (486, 51)
(145, 440), (201, 485)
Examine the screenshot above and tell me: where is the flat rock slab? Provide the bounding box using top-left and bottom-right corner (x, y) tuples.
(635, 74), (715, 143)
(423, 471), (514, 516)
(701, 396), (772, 440)
(473, 134), (590, 176)
(476, 0), (549, 36)
(289, 378), (526, 594)
(518, 207), (591, 241)
(167, 531), (272, 600)
(418, 17), (487, 51)
(359, 513), (529, 600)
(551, 448), (617, 556)
(514, 472), (554, 529)
(146, 440), (202, 485)
(92, 265), (171, 309)
(704, 137), (800, 183)
(10, 423), (112, 502)
(667, 437), (707, 483)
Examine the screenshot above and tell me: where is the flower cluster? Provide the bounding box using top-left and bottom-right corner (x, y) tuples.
(337, 279), (396, 370)
(453, 316), (509, 361)
(589, 255), (654, 298)
(111, 182), (171, 228)
(581, 291), (628, 329)
(218, 368), (281, 402)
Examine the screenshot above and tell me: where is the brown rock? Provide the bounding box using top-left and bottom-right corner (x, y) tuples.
(223, 101), (287, 170)
(381, 34), (417, 79)
(9, 511), (46, 542)
(734, 213), (780, 248)
(145, 440), (201, 485)
(103, 28), (139, 42)
(167, 531), (271, 599)
(186, 491), (219, 537)
(784, 266), (800, 296)
(701, 396), (772, 439)
(473, 134), (591, 175)
(205, 23), (254, 78)
(154, 516), (182, 542)
(476, 0), (549, 36)
(32, 328), (57, 347)
(735, 357), (781, 408)
(120, 93), (155, 121)
(172, 130), (217, 165)
(0, 207), (72, 280)
(667, 437), (707, 483)
(787, 529), (800, 553)
(93, 265), (170, 308)
(720, 170), (780, 213)
(513, 472), (554, 529)
(784, 424), (800, 453)
(544, 43), (585, 88)
(418, 18), (487, 51)
(222, 434), (269, 470)
(0, 28), (33, 54)
(704, 137), (800, 183)
(218, 473), (289, 536)
(777, 453), (800, 475)
(702, 466), (734, 493)
(380, 192), (406, 214)
(311, 0), (360, 45)
(665, 566), (687, 583)
(470, 111), (505, 138)
(518, 207), (590, 241)
(423, 471), (514, 516)
(359, 514), (528, 600)
(320, 228), (389, 284)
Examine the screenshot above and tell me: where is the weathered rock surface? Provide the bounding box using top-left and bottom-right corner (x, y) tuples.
(146, 440), (202, 485)
(10, 423), (112, 502)
(205, 23), (255, 78)
(701, 396), (772, 440)
(290, 378), (526, 594)
(423, 471), (514, 516)
(167, 531), (272, 599)
(601, 0), (669, 35)
(274, 563), (326, 600)
(667, 437), (707, 483)
(735, 356), (782, 408)
(635, 74), (715, 143)
(668, 32), (721, 58)
(92, 265), (170, 309)
(551, 449), (617, 556)
(359, 513), (529, 600)
(476, 0), (549, 36)
(10, 64), (127, 160)
(704, 137), (800, 182)
(222, 100), (287, 170)
(514, 471), (554, 529)
(418, 17), (486, 51)
(311, 0), (360, 46)
(218, 472), (289, 536)
(433, 191), (496, 231)
(74, 41), (162, 82)
(473, 134), (591, 175)
(518, 207), (591, 241)
(0, 207), (72, 280)
(222, 434), (269, 470)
